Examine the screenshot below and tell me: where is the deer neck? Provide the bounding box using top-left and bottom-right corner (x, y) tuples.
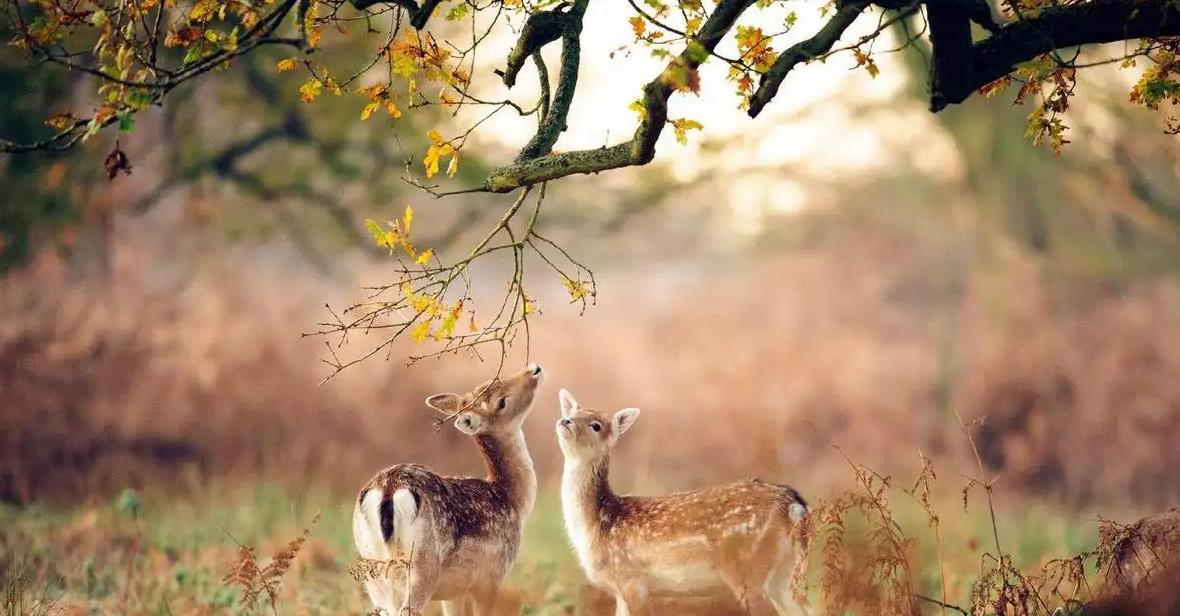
(561, 454), (618, 575)
(561, 455), (618, 532)
(475, 430), (537, 520)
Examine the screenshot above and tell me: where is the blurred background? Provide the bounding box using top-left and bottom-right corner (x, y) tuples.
(3, 5), (1180, 612)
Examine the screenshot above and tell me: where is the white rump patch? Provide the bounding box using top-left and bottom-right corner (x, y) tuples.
(354, 489), (390, 560)
(392, 488), (419, 551)
(788, 502), (807, 523)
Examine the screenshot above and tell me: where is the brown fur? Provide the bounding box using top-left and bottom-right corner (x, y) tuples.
(556, 390), (809, 616)
(354, 365), (542, 615)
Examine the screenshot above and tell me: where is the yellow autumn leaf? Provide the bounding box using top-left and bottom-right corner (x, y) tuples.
(433, 304), (461, 340)
(416, 249), (433, 265)
(445, 3), (468, 20)
(670, 118), (704, 145)
(360, 102), (379, 120)
(391, 54), (417, 79)
(364, 218), (383, 241)
(629, 16), (645, 38)
(427, 128), (444, 143)
(364, 218), (397, 251)
(44, 113), (75, 130)
(562, 278), (590, 301)
(446, 152), (459, 178)
(423, 142), (454, 178)
(188, 0), (218, 22)
(979, 77), (1012, 98)
(853, 48), (879, 78)
(275, 58), (297, 73)
(410, 293), (435, 314)
(299, 79), (322, 103)
(410, 320), (431, 343)
(400, 236), (416, 258)
(384, 100), (402, 118)
(402, 205), (413, 237)
(628, 100), (647, 120)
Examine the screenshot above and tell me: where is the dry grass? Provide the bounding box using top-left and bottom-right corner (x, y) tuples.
(3, 461), (1179, 615)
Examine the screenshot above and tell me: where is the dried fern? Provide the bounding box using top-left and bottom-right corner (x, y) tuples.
(222, 544), (264, 608)
(802, 454), (920, 616)
(222, 513), (319, 614)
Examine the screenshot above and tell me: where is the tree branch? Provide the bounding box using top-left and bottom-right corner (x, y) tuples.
(934, 0), (1180, 111)
(349, 0), (441, 29)
(927, 2), (975, 112)
(484, 0), (756, 192)
(533, 53), (551, 122)
(747, 0), (870, 118)
(515, 0), (587, 160)
(498, 4), (570, 88)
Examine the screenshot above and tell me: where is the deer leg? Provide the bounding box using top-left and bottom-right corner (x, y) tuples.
(719, 568), (777, 616)
(362, 577), (400, 615)
(441, 597), (467, 616)
(766, 562), (810, 616)
(765, 527), (811, 616)
(614, 582), (648, 616)
(490, 587), (523, 616)
(736, 589), (778, 616)
(469, 584), (499, 616)
(399, 553), (440, 615)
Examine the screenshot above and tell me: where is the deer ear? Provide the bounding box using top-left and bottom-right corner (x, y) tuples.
(425, 393), (461, 414)
(453, 411), (483, 435)
(612, 408), (641, 436)
(558, 389), (579, 418)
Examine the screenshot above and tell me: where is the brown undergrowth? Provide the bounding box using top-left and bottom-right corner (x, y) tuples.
(6, 215), (1180, 508)
(221, 514), (320, 615)
(779, 423), (1180, 616)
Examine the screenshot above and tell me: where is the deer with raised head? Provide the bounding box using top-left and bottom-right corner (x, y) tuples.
(555, 388), (810, 616)
(352, 363), (544, 616)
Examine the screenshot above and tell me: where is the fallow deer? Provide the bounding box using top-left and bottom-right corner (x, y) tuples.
(353, 363), (543, 615)
(555, 388), (810, 616)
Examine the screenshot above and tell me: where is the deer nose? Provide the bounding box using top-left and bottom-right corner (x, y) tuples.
(527, 363), (543, 377)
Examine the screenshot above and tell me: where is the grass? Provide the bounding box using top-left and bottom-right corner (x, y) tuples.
(0, 484), (592, 615)
(0, 479), (1122, 616)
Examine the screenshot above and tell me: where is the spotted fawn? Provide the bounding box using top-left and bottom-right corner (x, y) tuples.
(555, 388), (809, 615)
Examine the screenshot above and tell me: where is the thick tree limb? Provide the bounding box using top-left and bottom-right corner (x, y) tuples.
(927, 2), (975, 112)
(484, 0), (757, 192)
(350, 0), (441, 29)
(934, 0), (1180, 110)
(498, 5), (570, 88)
(948, 0), (1001, 33)
(747, 0), (869, 118)
(515, 0), (587, 161)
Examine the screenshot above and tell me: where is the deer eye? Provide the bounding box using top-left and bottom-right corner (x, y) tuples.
(590, 421), (602, 432)
(496, 397), (507, 411)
